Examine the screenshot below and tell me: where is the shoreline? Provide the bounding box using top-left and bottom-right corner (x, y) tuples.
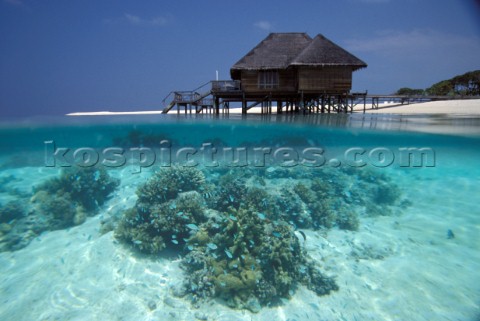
(352, 99), (480, 114)
(66, 99), (480, 116)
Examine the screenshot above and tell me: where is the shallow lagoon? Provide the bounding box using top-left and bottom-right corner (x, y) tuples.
(0, 113), (479, 321)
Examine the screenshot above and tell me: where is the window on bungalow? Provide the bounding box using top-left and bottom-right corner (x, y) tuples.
(258, 71), (279, 89)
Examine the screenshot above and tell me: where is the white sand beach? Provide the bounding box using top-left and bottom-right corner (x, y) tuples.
(67, 99), (480, 117)
(355, 99), (480, 115)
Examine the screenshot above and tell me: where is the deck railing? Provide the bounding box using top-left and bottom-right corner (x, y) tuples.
(211, 80), (241, 92)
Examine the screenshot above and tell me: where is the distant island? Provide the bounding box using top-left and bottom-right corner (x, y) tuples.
(396, 70), (480, 96)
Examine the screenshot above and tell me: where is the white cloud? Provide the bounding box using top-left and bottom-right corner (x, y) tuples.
(254, 21), (273, 31)
(345, 29), (480, 55)
(125, 14), (142, 25)
(124, 13), (169, 26)
(345, 29), (480, 92)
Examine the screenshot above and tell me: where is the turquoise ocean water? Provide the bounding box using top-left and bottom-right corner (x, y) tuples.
(0, 113), (479, 320)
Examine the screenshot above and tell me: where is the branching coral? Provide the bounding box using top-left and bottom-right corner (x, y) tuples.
(182, 207), (337, 311)
(31, 167), (119, 229)
(35, 167), (119, 212)
(115, 167), (207, 253)
(115, 166), (406, 313)
(136, 166), (205, 203)
(0, 167), (119, 252)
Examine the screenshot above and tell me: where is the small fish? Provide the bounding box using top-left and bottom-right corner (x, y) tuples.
(225, 249), (233, 259)
(257, 213), (266, 220)
(447, 229), (455, 239)
(172, 234), (177, 239)
(251, 264), (255, 271)
(232, 264), (238, 269)
(229, 215), (237, 221)
(187, 245), (194, 251)
(207, 243), (218, 250)
(133, 240), (143, 245)
(171, 239), (179, 245)
(186, 223), (199, 230)
(229, 195), (235, 202)
(298, 230), (307, 241)
(272, 231), (282, 238)
(169, 202), (177, 210)
(176, 211), (184, 216)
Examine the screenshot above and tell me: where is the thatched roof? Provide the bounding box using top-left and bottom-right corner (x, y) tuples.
(231, 33), (367, 77)
(291, 34), (367, 70)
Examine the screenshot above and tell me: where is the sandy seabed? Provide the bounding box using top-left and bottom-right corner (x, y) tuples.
(0, 165), (479, 321)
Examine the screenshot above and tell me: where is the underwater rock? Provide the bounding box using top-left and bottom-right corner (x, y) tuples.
(171, 283), (188, 298)
(73, 205), (87, 225)
(245, 297), (261, 313)
(147, 300), (157, 311)
(163, 296), (184, 308)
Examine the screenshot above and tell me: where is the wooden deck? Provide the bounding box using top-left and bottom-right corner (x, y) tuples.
(161, 81), (479, 114)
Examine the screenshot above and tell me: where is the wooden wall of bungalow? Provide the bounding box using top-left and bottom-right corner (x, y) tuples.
(238, 69), (296, 93)
(237, 66), (354, 95)
(297, 66), (353, 93)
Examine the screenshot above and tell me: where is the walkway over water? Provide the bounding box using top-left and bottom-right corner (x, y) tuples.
(161, 81), (479, 115)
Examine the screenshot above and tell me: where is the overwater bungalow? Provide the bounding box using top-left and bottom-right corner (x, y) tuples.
(162, 32), (367, 114)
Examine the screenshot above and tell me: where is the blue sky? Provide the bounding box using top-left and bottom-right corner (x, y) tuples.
(1, 0), (479, 117)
